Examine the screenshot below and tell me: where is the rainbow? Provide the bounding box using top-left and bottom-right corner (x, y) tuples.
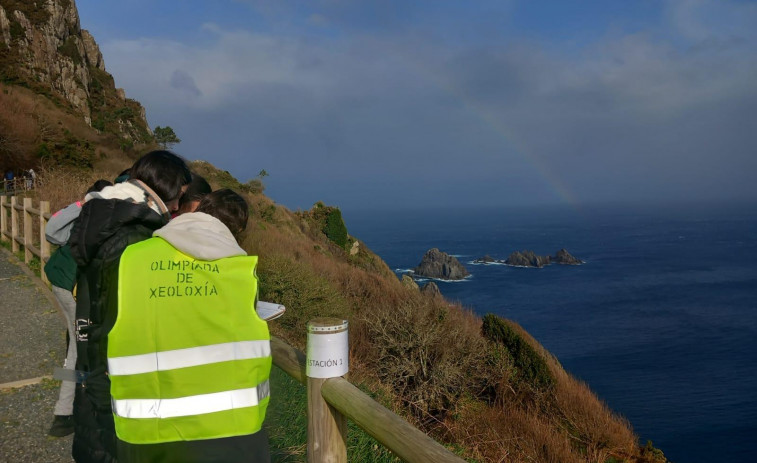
(408, 60), (580, 208)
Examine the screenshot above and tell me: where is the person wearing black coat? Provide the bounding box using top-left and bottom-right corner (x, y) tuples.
(68, 151), (191, 463)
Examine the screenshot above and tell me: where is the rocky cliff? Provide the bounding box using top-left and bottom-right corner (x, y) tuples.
(0, 0), (150, 142)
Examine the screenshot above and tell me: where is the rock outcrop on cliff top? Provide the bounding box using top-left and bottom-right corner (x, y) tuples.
(401, 274), (419, 291)
(413, 248), (469, 280)
(0, 0), (151, 141)
(420, 281), (441, 297)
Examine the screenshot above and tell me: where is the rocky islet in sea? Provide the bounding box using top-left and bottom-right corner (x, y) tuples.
(473, 248), (583, 267)
(412, 248), (470, 280)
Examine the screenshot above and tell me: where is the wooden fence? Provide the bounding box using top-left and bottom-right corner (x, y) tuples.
(1, 195), (466, 463)
(1, 177), (40, 195)
(0, 196), (51, 284)
(272, 332), (466, 463)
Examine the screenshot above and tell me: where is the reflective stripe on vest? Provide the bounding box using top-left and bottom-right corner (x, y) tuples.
(110, 237), (271, 444)
(108, 340), (271, 375)
(113, 380), (271, 419)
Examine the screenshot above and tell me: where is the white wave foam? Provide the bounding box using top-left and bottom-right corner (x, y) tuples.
(468, 260), (507, 266)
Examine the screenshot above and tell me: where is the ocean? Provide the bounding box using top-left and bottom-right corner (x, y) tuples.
(342, 201), (757, 463)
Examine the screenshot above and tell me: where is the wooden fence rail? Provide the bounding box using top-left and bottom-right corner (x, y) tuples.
(271, 335), (466, 463)
(0, 196), (51, 284)
(1, 177), (40, 195)
(2, 195), (466, 463)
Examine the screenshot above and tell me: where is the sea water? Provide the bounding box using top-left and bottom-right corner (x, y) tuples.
(343, 201), (757, 463)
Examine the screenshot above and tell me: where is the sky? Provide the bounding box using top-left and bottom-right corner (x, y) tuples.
(75, 0), (757, 211)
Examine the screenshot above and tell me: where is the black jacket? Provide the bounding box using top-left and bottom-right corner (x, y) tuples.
(69, 198), (167, 463)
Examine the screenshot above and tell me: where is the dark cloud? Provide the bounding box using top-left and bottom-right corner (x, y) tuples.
(101, 0), (757, 209)
(169, 69), (202, 97)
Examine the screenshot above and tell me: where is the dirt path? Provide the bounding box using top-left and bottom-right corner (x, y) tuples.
(0, 247), (73, 463)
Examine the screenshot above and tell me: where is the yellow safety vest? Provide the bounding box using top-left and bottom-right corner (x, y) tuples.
(108, 237), (271, 444)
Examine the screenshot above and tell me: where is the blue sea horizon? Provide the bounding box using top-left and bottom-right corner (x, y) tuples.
(342, 200), (757, 463)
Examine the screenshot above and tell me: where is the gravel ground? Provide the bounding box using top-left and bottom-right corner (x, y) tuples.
(0, 382), (73, 462)
(0, 248), (73, 462)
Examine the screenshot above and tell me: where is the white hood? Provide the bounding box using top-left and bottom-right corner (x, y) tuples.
(85, 181), (167, 217)
(153, 212), (246, 261)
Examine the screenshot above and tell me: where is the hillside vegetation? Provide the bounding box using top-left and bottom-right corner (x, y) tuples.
(0, 1), (668, 461)
(30, 152), (668, 463)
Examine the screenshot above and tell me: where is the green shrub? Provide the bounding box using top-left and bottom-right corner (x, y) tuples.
(481, 314), (554, 390)
(260, 204), (276, 223)
(323, 208), (348, 248)
(640, 440), (667, 462)
(57, 37), (82, 66)
(257, 255), (351, 336)
(0, 0), (51, 25)
(36, 134), (95, 169)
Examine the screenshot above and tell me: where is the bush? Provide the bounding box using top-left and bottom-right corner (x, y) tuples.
(301, 202), (349, 249)
(358, 298), (494, 423)
(243, 178), (264, 194)
(257, 255), (351, 337)
(36, 133), (94, 169)
(57, 37), (82, 66)
(482, 314), (554, 391)
(323, 208), (348, 248)
(640, 441), (667, 462)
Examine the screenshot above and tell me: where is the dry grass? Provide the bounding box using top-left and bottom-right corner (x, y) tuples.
(506, 320), (640, 462)
(35, 165), (111, 212)
(451, 400), (582, 463)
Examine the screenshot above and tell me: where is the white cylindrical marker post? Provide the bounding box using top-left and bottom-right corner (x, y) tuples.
(306, 318), (348, 463)
(306, 318), (349, 378)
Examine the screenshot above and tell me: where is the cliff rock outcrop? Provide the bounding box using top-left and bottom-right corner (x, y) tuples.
(420, 281), (441, 297)
(0, 0), (150, 141)
(401, 274), (419, 291)
(413, 248), (469, 280)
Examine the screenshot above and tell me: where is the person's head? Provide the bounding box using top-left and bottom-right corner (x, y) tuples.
(195, 189), (249, 239)
(177, 173), (212, 215)
(130, 151), (192, 212)
(85, 179), (113, 195)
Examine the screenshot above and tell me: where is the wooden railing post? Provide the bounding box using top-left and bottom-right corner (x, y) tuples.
(11, 196), (19, 253)
(39, 201), (51, 284)
(306, 318), (349, 463)
(0, 196), (7, 242)
(23, 197), (32, 264)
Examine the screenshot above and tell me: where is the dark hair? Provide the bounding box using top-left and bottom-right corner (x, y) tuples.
(86, 179), (113, 195)
(130, 151), (191, 202)
(179, 173), (212, 207)
(195, 189), (249, 237)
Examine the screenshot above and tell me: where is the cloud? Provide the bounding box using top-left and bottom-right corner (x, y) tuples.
(666, 0), (757, 42)
(169, 69), (202, 97)
(98, 0), (757, 208)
